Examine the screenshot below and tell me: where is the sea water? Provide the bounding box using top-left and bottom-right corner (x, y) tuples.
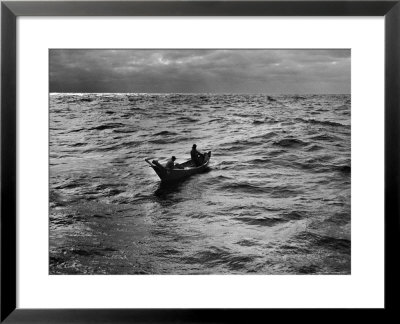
(49, 93), (351, 274)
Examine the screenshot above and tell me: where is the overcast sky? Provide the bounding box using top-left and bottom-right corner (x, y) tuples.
(50, 49), (350, 94)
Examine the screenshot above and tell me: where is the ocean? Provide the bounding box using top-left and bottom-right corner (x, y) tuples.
(49, 93), (351, 274)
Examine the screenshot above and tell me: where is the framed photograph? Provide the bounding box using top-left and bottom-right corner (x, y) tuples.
(1, 0), (399, 322)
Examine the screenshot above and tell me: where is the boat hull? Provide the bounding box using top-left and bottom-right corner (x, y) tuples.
(146, 151), (211, 182)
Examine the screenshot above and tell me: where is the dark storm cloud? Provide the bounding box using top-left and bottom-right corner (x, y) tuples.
(50, 49), (350, 94)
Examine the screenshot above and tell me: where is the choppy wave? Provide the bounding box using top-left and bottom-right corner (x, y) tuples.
(296, 117), (348, 128)
(49, 93), (351, 275)
(273, 138), (309, 148)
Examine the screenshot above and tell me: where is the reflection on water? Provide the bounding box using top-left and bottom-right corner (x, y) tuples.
(154, 179), (187, 198)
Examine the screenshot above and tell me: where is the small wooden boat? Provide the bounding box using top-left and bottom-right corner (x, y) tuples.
(145, 151), (211, 182)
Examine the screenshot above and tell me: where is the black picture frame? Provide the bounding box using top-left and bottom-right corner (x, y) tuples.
(1, 1), (399, 322)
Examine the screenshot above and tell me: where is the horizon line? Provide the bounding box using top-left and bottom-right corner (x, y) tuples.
(49, 92), (351, 96)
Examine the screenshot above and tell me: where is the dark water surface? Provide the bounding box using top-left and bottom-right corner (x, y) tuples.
(49, 93), (351, 274)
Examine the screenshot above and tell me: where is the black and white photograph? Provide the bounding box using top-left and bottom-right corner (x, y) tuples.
(49, 49), (351, 275)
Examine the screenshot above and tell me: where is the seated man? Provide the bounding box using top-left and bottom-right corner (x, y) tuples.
(165, 156), (177, 170)
(165, 156), (183, 170)
(190, 144), (204, 166)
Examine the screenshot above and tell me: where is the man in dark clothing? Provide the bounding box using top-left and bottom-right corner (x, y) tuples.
(165, 156), (177, 169)
(190, 144), (204, 166)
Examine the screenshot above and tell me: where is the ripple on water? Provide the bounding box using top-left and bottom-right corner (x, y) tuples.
(50, 93), (351, 275)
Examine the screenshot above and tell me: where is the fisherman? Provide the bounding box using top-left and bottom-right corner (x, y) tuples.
(190, 144), (204, 166)
(165, 156), (177, 170)
(165, 156), (183, 170)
